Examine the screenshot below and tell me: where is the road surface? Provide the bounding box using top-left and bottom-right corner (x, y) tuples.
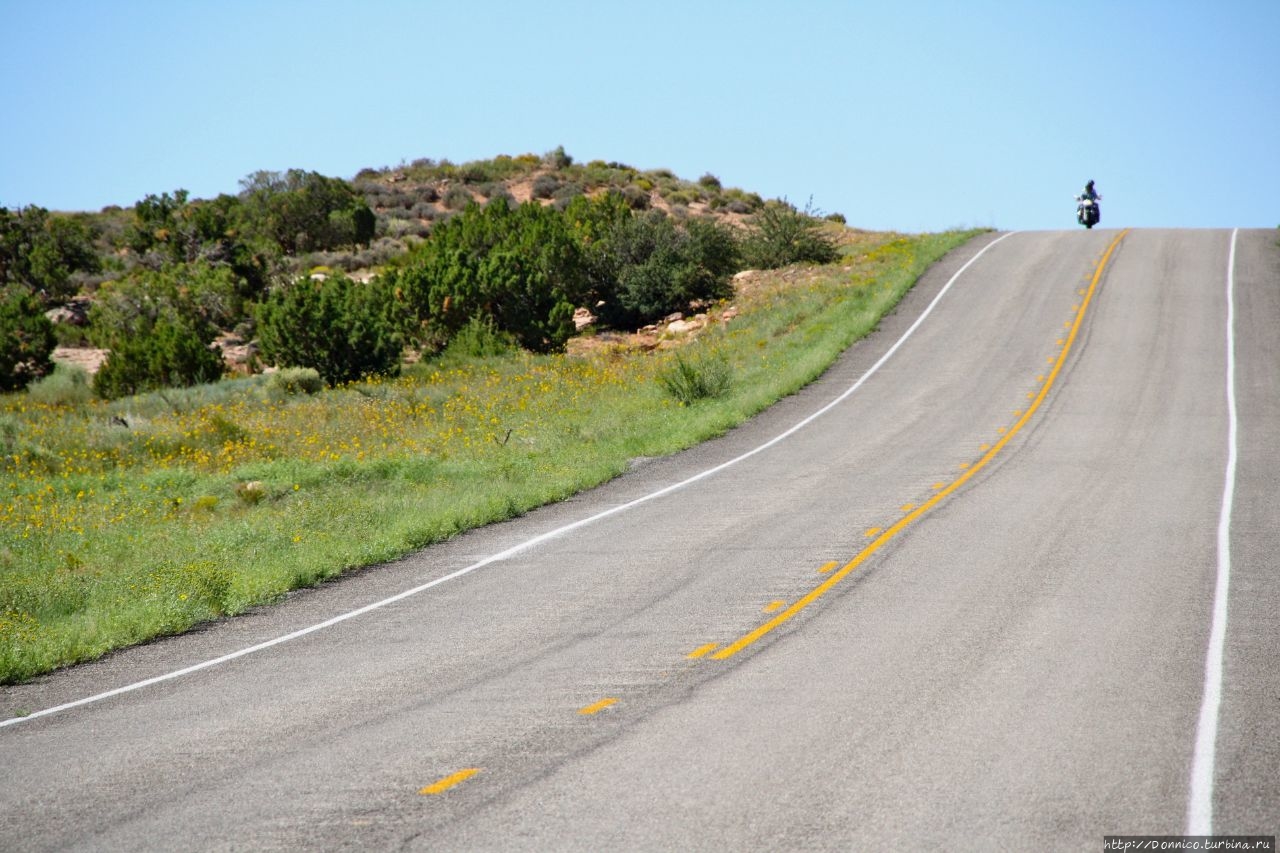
(2, 228), (1276, 851)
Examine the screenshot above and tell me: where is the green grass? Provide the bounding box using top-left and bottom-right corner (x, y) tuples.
(0, 229), (982, 683)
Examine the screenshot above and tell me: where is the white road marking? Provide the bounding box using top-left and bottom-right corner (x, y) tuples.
(0, 232), (1016, 730)
(1186, 228), (1240, 835)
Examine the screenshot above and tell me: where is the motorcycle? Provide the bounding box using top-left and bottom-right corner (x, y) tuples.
(1076, 194), (1101, 229)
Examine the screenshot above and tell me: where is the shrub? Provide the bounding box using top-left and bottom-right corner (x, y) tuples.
(483, 186), (515, 207)
(543, 145), (573, 169)
(621, 186), (650, 210)
(27, 363), (93, 406)
(0, 205), (101, 301)
(392, 200), (587, 353)
(88, 262), (243, 348)
(267, 367), (323, 395)
(741, 199), (839, 269)
(457, 163), (493, 184)
(588, 211), (739, 330)
(552, 183), (584, 202)
(439, 315), (519, 362)
(385, 218), (425, 239)
(238, 169), (375, 254)
(531, 174), (561, 200)
(93, 316), (225, 399)
(255, 273), (404, 386)
(0, 288), (57, 391)
(659, 351), (732, 404)
(698, 173), (722, 190)
(442, 186), (473, 210)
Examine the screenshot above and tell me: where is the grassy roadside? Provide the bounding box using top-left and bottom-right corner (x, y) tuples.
(1, 229), (982, 683)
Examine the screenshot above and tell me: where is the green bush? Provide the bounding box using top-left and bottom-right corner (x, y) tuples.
(439, 315), (519, 362)
(255, 273), (404, 386)
(621, 186), (650, 210)
(88, 262), (243, 349)
(659, 351), (732, 404)
(0, 206), (100, 302)
(0, 288), (57, 392)
(588, 211), (739, 330)
(392, 200), (587, 353)
(93, 316), (225, 399)
(741, 199), (839, 269)
(267, 367), (324, 395)
(238, 170), (375, 254)
(27, 363), (93, 406)
(443, 186), (473, 210)
(543, 145), (573, 169)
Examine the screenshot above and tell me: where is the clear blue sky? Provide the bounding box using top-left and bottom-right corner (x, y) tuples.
(2, 0), (1276, 232)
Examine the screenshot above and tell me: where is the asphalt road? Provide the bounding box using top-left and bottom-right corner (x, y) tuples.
(2, 229), (1276, 851)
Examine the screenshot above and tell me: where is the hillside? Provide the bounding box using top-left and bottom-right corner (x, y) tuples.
(3, 148), (849, 395)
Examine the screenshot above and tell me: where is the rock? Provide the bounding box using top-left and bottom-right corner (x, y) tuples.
(44, 297), (91, 326)
(52, 346), (110, 375)
(215, 338), (260, 375)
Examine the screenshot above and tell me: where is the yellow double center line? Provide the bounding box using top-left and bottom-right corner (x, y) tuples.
(710, 230), (1130, 660)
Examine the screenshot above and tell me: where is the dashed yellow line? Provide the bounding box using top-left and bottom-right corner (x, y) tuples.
(686, 642), (718, 659)
(706, 230), (1130, 661)
(764, 600), (787, 613)
(578, 697), (619, 715)
(420, 768), (480, 795)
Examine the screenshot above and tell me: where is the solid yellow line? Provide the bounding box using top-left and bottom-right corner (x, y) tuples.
(419, 768), (480, 795)
(578, 697), (619, 715)
(709, 230), (1129, 661)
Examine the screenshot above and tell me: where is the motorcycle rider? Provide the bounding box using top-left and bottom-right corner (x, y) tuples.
(1077, 179), (1101, 226)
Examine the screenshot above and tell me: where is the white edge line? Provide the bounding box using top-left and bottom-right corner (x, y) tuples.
(1, 231), (1017, 730)
(1186, 227), (1239, 834)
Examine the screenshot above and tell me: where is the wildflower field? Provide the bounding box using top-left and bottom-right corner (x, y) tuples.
(1, 230), (979, 683)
